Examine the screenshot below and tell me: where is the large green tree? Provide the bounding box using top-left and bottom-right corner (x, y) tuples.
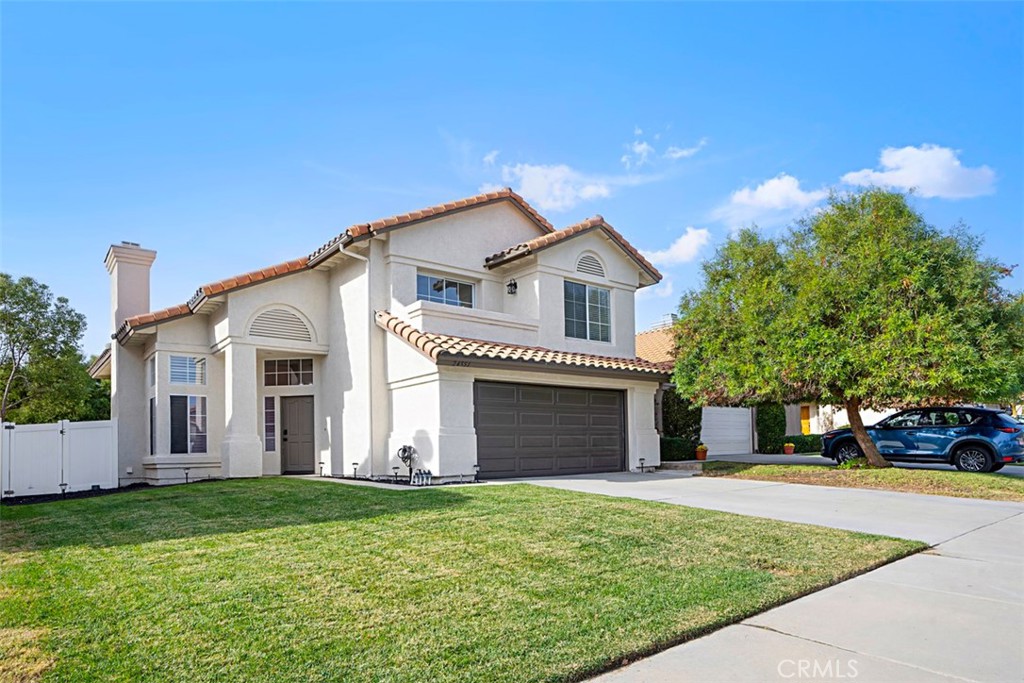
(673, 189), (1024, 467)
(0, 274), (95, 423)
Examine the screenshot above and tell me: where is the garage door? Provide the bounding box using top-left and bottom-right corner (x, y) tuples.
(700, 407), (753, 455)
(474, 381), (625, 479)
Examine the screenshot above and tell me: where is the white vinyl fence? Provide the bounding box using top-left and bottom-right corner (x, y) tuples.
(1, 420), (117, 498)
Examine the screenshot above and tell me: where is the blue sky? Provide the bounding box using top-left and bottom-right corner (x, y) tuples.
(3, 3), (1021, 355)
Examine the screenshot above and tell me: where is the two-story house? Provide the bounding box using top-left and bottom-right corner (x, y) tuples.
(89, 189), (669, 485)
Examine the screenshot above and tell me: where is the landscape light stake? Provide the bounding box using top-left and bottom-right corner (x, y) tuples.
(352, 462), (358, 479)
(183, 467), (190, 484)
(59, 482), (67, 499)
(392, 466), (400, 484)
(473, 464), (480, 482)
(639, 457), (646, 473)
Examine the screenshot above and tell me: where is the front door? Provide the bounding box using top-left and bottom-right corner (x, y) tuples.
(281, 396), (315, 474)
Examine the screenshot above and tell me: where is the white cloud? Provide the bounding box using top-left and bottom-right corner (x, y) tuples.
(634, 126), (643, 136)
(664, 137), (708, 160)
(713, 173), (827, 227)
(482, 150), (500, 166)
(841, 144), (995, 198)
(636, 278), (675, 300)
(621, 140), (656, 170)
(493, 163), (611, 211)
(645, 226), (711, 265)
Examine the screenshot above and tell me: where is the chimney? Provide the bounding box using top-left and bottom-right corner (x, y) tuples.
(104, 242), (157, 334)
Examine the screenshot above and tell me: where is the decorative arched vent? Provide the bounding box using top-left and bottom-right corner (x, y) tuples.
(576, 253), (605, 277)
(249, 309), (312, 343)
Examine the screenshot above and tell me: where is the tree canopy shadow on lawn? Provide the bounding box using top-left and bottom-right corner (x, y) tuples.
(0, 478), (468, 552)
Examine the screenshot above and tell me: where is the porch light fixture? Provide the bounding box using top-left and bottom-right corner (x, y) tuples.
(506, 279), (518, 295)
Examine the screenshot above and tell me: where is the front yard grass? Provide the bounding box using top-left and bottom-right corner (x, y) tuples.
(1, 478), (921, 683)
(704, 461), (1024, 503)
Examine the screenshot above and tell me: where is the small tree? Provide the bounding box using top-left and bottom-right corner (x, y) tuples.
(673, 189), (1024, 467)
(0, 274), (87, 423)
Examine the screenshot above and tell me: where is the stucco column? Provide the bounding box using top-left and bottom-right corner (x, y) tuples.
(221, 341), (263, 478)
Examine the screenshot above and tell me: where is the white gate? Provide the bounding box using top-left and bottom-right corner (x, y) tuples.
(700, 407), (754, 456)
(1, 420), (117, 498)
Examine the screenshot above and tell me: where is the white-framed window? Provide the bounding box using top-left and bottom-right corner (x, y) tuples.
(170, 395), (207, 454)
(263, 396), (276, 451)
(416, 274), (474, 308)
(169, 355), (206, 385)
(564, 280), (611, 342)
(264, 359), (313, 386)
(147, 356), (156, 386)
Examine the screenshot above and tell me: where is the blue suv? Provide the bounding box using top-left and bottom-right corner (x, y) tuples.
(821, 407), (1024, 473)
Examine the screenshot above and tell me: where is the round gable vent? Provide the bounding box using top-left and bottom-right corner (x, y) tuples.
(576, 253), (605, 277)
(248, 308), (312, 343)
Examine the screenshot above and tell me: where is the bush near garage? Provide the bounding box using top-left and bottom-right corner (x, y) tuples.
(662, 389), (702, 451)
(756, 404), (787, 453)
(660, 436), (696, 461)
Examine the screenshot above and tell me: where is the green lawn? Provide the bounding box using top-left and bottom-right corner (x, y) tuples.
(1, 479), (921, 683)
(704, 461), (1024, 502)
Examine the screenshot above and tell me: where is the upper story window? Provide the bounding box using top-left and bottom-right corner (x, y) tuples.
(169, 355), (206, 385)
(417, 274), (474, 308)
(264, 359), (313, 386)
(147, 356), (156, 386)
(564, 281), (611, 342)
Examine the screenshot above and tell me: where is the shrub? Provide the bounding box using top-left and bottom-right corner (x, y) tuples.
(661, 436), (696, 461)
(837, 456), (869, 470)
(784, 433), (823, 453)
(756, 404), (786, 453)
(662, 389), (702, 448)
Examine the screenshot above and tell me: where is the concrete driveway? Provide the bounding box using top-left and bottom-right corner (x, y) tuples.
(513, 472), (1024, 682)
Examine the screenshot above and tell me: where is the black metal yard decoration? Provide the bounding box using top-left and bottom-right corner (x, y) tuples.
(397, 445), (417, 482)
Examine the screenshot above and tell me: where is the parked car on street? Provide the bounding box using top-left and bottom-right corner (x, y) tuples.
(821, 407), (1024, 472)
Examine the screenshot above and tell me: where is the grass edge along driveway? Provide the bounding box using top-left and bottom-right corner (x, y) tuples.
(1, 478), (923, 683)
(703, 461), (1024, 503)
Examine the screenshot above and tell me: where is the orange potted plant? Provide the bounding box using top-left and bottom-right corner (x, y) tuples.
(695, 443), (708, 461)
(783, 442), (796, 455)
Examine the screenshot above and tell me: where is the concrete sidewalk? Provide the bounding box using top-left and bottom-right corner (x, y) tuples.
(515, 473), (1024, 682)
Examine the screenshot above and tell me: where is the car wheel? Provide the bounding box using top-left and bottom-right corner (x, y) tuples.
(953, 446), (994, 473)
(834, 441), (862, 464)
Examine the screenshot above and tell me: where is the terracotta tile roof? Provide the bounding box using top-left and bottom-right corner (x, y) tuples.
(187, 257), (308, 309)
(635, 325), (676, 371)
(308, 188), (554, 265)
(115, 303), (193, 342)
(376, 310), (669, 378)
(483, 216), (662, 284)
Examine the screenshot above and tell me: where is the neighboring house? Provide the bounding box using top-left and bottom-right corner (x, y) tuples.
(635, 323), (756, 455)
(634, 324), (897, 452)
(89, 189), (668, 485)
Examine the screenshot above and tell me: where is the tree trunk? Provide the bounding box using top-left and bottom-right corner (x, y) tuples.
(845, 397), (891, 468)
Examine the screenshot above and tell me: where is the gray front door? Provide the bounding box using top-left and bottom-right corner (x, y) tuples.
(281, 396), (315, 474)
(474, 381), (625, 479)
